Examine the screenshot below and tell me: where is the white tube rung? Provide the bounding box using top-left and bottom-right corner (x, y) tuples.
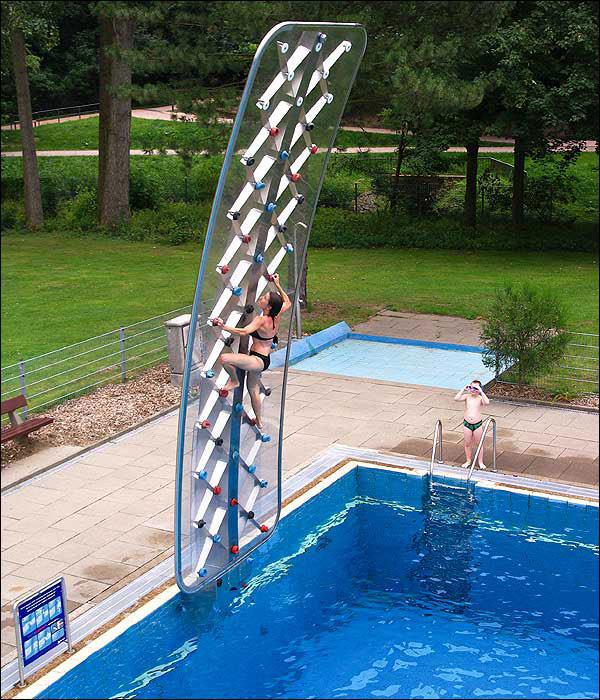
(276, 175), (290, 200)
(212, 409), (230, 438)
(324, 41), (352, 73)
(218, 237), (242, 269)
(243, 101), (292, 160)
(254, 155), (277, 181)
(198, 391), (220, 423)
(258, 46), (310, 105)
(244, 438), (263, 468)
(230, 259), (252, 287)
(291, 147), (310, 174)
(195, 538), (214, 573)
(193, 458), (228, 522)
(305, 95), (328, 124)
(210, 288), (236, 323)
(202, 310), (243, 372)
(196, 440), (216, 472)
(241, 208), (263, 235)
(278, 197), (298, 224)
(289, 122), (305, 149)
(230, 183), (255, 215)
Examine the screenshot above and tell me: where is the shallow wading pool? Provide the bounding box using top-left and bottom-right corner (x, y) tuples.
(32, 466), (598, 699)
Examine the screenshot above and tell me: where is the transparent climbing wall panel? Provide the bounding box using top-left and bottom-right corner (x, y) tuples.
(175, 21), (366, 593)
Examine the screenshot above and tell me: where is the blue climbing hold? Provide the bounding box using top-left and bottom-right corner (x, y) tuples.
(248, 464), (257, 474)
(254, 253), (264, 263)
(279, 150), (289, 160)
(254, 181), (265, 191)
(259, 479), (269, 488)
(212, 534), (222, 543)
(198, 568), (208, 577)
(198, 470), (208, 480)
(231, 450), (239, 460)
(205, 370), (215, 378)
(271, 342), (277, 350)
(285, 243), (294, 253)
(260, 434), (271, 443)
(232, 286), (243, 296)
(265, 202), (277, 213)
(234, 402), (243, 413)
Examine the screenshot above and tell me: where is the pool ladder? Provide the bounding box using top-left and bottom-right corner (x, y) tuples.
(429, 417), (497, 481)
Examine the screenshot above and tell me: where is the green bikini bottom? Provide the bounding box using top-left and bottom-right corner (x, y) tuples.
(463, 419), (483, 432)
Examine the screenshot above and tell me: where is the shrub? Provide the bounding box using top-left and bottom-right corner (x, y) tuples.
(1, 200), (25, 231)
(480, 284), (570, 384)
(525, 165), (576, 223)
(431, 180), (465, 217)
(55, 188), (98, 231)
(318, 174), (357, 208)
(128, 202), (211, 245)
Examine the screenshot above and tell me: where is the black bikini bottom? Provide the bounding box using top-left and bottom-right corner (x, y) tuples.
(249, 350), (270, 371)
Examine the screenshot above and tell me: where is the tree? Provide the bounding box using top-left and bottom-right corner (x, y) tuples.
(1, 1), (57, 229)
(485, 1), (599, 224)
(480, 284), (570, 385)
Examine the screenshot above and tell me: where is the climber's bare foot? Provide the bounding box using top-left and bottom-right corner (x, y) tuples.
(255, 418), (263, 430)
(223, 378), (239, 392)
(478, 463), (487, 470)
(462, 460), (471, 468)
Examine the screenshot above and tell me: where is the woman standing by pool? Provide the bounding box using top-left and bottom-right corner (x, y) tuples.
(454, 379), (491, 469)
(214, 273), (291, 428)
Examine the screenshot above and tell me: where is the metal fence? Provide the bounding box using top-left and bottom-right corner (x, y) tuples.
(496, 332), (599, 396)
(3, 103), (101, 130)
(1, 305), (191, 421)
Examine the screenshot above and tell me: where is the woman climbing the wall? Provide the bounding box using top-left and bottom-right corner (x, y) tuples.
(214, 273), (292, 429)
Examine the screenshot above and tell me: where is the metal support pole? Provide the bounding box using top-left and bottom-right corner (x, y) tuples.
(18, 360), (28, 419)
(119, 327), (127, 382)
(354, 182), (358, 212)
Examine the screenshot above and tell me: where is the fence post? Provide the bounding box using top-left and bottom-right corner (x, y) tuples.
(119, 328), (127, 382)
(354, 182), (358, 212)
(18, 361), (28, 418)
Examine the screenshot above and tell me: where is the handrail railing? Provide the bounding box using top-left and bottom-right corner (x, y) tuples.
(429, 419), (444, 476)
(466, 417), (497, 481)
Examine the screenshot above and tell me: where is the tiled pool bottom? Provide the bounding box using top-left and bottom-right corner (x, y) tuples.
(37, 467), (598, 700)
(291, 336), (494, 389)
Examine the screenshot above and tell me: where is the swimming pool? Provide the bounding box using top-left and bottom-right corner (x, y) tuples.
(34, 466), (598, 699)
(291, 336), (494, 390)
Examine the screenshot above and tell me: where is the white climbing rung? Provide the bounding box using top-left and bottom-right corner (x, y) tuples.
(243, 101), (292, 160)
(265, 225), (278, 250)
(278, 197), (298, 223)
(256, 247), (287, 298)
(306, 94), (329, 124)
(291, 147), (310, 174)
(244, 486), (261, 517)
(196, 439), (216, 473)
(289, 122), (305, 149)
(218, 237), (242, 269)
(195, 504), (228, 573)
(243, 437), (263, 469)
(198, 391), (220, 424)
(203, 310), (243, 372)
(230, 259), (252, 288)
(210, 288), (236, 322)
(230, 182), (255, 215)
(230, 156), (277, 213)
(258, 46), (311, 105)
(212, 409), (231, 438)
(193, 458), (228, 522)
(276, 175), (291, 200)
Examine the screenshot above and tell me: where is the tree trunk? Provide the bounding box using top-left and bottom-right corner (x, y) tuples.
(464, 139), (479, 227)
(10, 28), (43, 229)
(390, 128), (407, 213)
(512, 137), (526, 225)
(98, 15), (134, 226)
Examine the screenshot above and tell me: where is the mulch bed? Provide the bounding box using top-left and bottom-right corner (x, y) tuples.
(489, 382), (599, 410)
(1, 364), (180, 468)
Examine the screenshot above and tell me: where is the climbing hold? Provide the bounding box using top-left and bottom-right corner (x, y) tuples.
(305, 122), (315, 132)
(234, 402), (243, 413)
(230, 498), (238, 507)
(259, 479), (269, 488)
(315, 42), (323, 52)
(196, 519), (206, 529)
(318, 32), (328, 43)
(248, 464), (257, 474)
(231, 545), (240, 555)
(213, 485), (222, 495)
(247, 510), (255, 519)
(279, 41), (288, 54)
(204, 369), (215, 379)
(224, 337), (234, 347)
(296, 97), (303, 107)
(279, 150), (289, 161)
(200, 420), (211, 429)
(243, 156), (255, 166)
(344, 41), (352, 52)
(264, 387), (272, 396)
(271, 342), (277, 350)
(285, 70), (294, 82)
(260, 525), (269, 533)
(265, 202), (277, 213)
(254, 253), (264, 263)
(278, 224), (287, 233)
(310, 144), (318, 154)
(296, 194), (305, 204)
(321, 68), (330, 79)
(198, 470), (208, 480)
(231, 286), (243, 297)
(198, 568), (208, 577)
(217, 578), (223, 587)
(231, 450), (239, 460)
(214, 437), (224, 446)
(244, 304), (254, 314)
(290, 173), (301, 183)
(218, 389), (228, 398)
(232, 211), (241, 221)
(209, 318), (222, 327)
(260, 434), (271, 444)
(241, 234), (252, 244)
(256, 99), (269, 111)
(285, 243), (294, 253)
(217, 264), (229, 274)
(325, 93), (334, 104)
(269, 127), (279, 137)
(254, 181), (266, 191)
(212, 534), (222, 543)
(265, 273), (275, 282)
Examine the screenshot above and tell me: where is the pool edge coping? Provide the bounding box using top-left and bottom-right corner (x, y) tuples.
(6, 445), (598, 699)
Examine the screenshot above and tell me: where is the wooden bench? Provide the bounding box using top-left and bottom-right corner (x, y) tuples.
(1, 395), (53, 444)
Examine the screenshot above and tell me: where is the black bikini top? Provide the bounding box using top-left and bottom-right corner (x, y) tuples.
(250, 317), (278, 342)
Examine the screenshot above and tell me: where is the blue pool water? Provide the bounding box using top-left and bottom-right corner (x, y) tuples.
(292, 337), (494, 389)
(41, 468), (598, 699)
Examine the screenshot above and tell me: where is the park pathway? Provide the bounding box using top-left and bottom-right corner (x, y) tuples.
(1, 311), (597, 669)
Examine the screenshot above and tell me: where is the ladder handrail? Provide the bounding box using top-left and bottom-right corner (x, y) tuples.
(429, 419), (444, 476)
(466, 417), (497, 481)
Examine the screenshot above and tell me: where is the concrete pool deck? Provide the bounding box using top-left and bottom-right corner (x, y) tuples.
(1, 312), (598, 669)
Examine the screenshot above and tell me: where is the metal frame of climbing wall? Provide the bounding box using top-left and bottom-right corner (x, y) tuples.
(174, 22), (366, 594)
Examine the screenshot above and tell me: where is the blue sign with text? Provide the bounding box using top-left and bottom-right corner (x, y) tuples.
(16, 579), (68, 667)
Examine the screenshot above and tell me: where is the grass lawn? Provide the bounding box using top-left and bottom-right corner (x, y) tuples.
(2, 232), (597, 366)
(1, 116), (511, 152)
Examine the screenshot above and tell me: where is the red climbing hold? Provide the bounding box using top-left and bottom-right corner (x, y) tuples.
(290, 173), (301, 183)
(260, 524), (269, 533)
(201, 420), (211, 429)
(241, 235), (251, 244)
(230, 545), (240, 554)
(269, 127), (279, 136)
(265, 273), (275, 282)
(310, 144), (318, 154)
(219, 389), (229, 398)
(213, 486), (222, 495)
(218, 264), (229, 274)
(230, 498), (238, 507)
(241, 582), (248, 589)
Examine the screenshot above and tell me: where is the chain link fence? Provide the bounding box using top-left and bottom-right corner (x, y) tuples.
(1, 305), (192, 422)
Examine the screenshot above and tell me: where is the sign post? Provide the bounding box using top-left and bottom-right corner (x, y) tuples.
(13, 578), (72, 687)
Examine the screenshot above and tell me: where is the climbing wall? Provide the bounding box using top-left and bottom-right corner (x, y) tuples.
(174, 22), (366, 594)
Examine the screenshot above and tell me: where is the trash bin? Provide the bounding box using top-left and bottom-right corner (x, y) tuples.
(164, 314), (202, 387)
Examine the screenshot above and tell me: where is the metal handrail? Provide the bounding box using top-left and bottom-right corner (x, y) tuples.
(429, 419), (444, 476)
(467, 417), (497, 481)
